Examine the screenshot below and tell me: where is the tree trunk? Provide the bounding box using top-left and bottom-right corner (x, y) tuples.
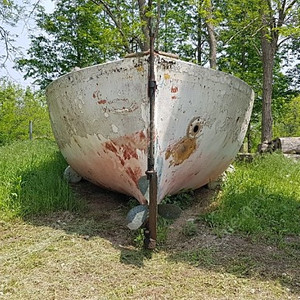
(138, 0), (150, 51)
(205, 0), (217, 69)
(197, 13), (202, 65)
(261, 31), (275, 142)
(260, 2), (280, 144)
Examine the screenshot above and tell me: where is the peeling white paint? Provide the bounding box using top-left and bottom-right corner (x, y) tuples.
(46, 53), (254, 205)
(112, 124), (119, 133)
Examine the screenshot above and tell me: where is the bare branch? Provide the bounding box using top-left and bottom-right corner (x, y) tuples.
(251, 39), (262, 57)
(223, 18), (258, 46)
(286, 0), (298, 13)
(251, 25), (265, 38)
(27, 0), (42, 19)
(90, 0), (130, 52)
(277, 35), (292, 48)
(0, 25), (15, 67)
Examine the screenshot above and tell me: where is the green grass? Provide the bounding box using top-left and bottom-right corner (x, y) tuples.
(0, 140), (82, 219)
(0, 145), (299, 299)
(203, 153), (300, 240)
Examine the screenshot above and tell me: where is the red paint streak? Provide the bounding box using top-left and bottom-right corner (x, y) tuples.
(171, 86), (178, 93)
(110, 131), (148, 152)
(104, 131), (147, 165)
(126, 167), (141, 185)
(97, 100), (107, 104)
(139, 131), (146, 139)
(105, 142), (118, 153)
(116, 154), (126, 166)
(120, 158), (125, 166)
(171, 96), (177, 100)
(123, 144), (138, 160)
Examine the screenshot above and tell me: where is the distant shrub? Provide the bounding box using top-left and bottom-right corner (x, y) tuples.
(0, 79), (53, 145)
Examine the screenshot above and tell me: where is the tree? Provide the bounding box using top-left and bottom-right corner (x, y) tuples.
(274, 95), (300, 136)
(260, 0), (300, 142)
(198, 0), (218, 69)
(17, 0), (137, 88)
(18, 0), (226, 87)
(216, 0), (299, 147)
(0, 0), (21, 67)
(0, 79), (52, 144)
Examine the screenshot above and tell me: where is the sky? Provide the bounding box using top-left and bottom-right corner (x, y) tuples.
(0, 0), (55, 87)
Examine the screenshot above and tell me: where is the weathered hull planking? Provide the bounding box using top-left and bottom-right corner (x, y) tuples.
(46, 53), (254, 204)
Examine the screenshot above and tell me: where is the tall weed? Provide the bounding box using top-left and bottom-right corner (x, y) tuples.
(0, 140), (82, 219)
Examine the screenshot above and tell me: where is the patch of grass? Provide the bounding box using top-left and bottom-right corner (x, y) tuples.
(225, 256), (259, 277)
(182, 220), (197, 237)
(203, 153), (300, 240)
(171, 247), (216, 268)
(132, 216), (173, 248)
(2, 219), (296, 299)
(162, 189), (195, 209)
(0, 140), (83, 219)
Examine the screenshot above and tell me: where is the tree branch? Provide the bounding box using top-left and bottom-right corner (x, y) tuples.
(224, 18), (258, 46)
(286, 0), (298, 13)
(90, 0), (130, 52)
(277, 35), (292, 48)
(0, 26), (13, 66)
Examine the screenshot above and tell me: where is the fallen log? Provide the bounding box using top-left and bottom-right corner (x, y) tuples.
(273, 137), (300, 154)
(284, 154), (300, 162)
(236, 153), (255, 162)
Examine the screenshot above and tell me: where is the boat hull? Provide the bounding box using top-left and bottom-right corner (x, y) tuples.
(46, 54), (254, 204)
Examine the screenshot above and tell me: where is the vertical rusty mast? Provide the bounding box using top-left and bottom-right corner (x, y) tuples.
(145, 0), (158, 250)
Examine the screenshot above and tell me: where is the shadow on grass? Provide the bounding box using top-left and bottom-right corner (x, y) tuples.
(165, 188), (300, 294)
(18, 157), (300, 292)
(119, 248), (153, 267)
(17, 154), (151, 267)
(167, 232), (300, 293)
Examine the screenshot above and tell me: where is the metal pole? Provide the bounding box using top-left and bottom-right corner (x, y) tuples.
(144, 0), (158, 250)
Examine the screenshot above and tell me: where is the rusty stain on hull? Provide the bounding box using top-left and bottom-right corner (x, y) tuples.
(136, 65), (144, 72)
(165, 137), (196, 166)
(97, 100), (107, 104)
(171, 86), (178, 93)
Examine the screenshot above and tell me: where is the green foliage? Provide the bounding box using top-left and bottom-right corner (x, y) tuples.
(132, 216), (172, 248)
(203, 153), (300, 240)
(182, 220), (197, 237)
(11, 0), (300, 147)
(274, 95), (300, 137)
(162, 189), (195, 210)
(17, 0), (124, 88)
(16, 0), (149, 88)
(17, 0), (224, 87)
(0, 79), (52, 144)
(0, 140), (82, 219)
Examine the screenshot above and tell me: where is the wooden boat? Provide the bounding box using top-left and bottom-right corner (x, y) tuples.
(46, 52), (254, 206)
